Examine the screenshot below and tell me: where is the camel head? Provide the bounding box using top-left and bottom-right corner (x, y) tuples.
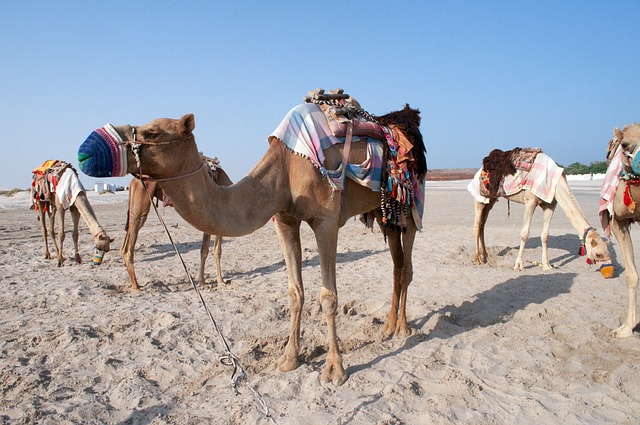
(615, 123), (640, 175)
(91, 231), (114, 266)
(78, 115), (201, 180)
(584, 228), (611, 265)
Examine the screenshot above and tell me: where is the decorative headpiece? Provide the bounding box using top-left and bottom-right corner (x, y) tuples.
(77, 124), (128, 177)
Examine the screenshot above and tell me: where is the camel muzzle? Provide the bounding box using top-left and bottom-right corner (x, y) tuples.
(78, 124), (128, 178)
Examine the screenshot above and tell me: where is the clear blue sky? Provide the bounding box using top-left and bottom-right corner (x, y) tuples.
(1, 1), (638, 190)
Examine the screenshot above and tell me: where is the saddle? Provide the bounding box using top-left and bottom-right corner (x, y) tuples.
(305, 88), (426, 233)
(479, 148), (542, 198)
(305, 88), (386, 141)
(31, 160), (73, 210)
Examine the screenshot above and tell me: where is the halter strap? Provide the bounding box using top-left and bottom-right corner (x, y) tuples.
(128, 126), (206, 183)
(582, 226), (596, 242)
(139, 162), (207, 183)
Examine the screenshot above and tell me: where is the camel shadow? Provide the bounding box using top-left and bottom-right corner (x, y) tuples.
(138, 248), (387, 290)
(346, 272), (576, 376)
(223, 248), (387, 281)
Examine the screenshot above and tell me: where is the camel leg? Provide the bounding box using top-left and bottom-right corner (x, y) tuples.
(37, 204), (52, 259)
(213, 235), (224, 285)
(55, 207), (66, 267)
(311, 217), (347, 386)
(514, 197), (537, 271)
(121, 180), (155, 291)
(273, 214), (304, 374)
(382, 219), (417, 338)
(70, 206), (82, 264)
(474, 200), (495, 264)
(49, 204), (60, 262)
(198, 233), (212, 284)
(539, 203), (556, 270)
(610, 218), (638, 338)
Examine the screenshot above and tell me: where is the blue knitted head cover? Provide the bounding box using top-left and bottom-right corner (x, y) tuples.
(78, 124), (127, 177)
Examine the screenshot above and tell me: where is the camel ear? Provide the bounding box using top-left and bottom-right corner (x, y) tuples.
(591, 239), (598, 247)
(110, 237), (115, 243)
(614, 127), (623, 141)
(181, 114), (195, 134)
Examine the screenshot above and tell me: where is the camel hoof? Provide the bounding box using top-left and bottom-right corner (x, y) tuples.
(276, 354), (299, 372)
(382, 322), (396, 339)
(395, 324), (412, 338)
(320, 363), (348, 386)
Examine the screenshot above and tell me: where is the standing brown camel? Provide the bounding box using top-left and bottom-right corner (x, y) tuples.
(31, 160), (113, 266)
(122, 159), (233, 291)
(78, 103), (426, 386)
(468, 149), (610, 270)
(599, 123), (640, 337)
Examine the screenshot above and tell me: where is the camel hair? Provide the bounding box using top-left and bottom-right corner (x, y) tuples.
(122, 164), (233, 291)
(85, 109), (426, 386)
(472, 149), (610, 271)
(604, 123), (640, 337)
(32, 165), (113, 266)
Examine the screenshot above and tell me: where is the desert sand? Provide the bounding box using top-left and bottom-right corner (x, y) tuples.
(1, 179), (639, 424)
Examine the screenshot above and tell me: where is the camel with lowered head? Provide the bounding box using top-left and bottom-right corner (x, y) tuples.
(472, 149), (610, 271)
(122, 162), (233, 290)
(31, 163), (113, 266)
(602, 123), (640, 337)
(79, 107), (425, 386)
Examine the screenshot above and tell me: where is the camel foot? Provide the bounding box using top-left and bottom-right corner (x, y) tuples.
(395, 322), (411, 338)
(611, 324), (634, 338)
(276, 353), (299, 372)
(44, 253), (51, 260)
(320, 362), (348, 386)
(382, 321), (396, 339)
(75, 254), (83, 264)
(513, 263), (524, 271)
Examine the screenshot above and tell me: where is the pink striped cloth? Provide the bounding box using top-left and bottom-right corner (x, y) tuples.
(598, 146), (622, 234)
(468, 153), (564, 204)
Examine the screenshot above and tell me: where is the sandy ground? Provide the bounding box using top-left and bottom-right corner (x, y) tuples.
(1, 179), (639, 425)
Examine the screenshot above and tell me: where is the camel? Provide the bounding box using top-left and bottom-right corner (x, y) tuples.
(469, 149), (610, 271)
(31, 161), (113, 266)
(122, 161), (233, 291)
(600, 123), (640, 337)
(78, 103), (426, 386)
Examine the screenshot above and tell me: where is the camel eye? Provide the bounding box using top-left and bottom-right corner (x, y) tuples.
(142, 130), (158, 139)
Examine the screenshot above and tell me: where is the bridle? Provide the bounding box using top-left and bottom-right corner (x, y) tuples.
(126, 126), (206, 182)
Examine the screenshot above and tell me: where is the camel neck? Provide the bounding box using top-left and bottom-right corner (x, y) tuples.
(72, 193), (106, 237)
(157, 143), (288, 237)
(554, 178), (591, 236)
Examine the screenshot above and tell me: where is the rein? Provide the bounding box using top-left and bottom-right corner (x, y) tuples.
(128, 127), (277, 424)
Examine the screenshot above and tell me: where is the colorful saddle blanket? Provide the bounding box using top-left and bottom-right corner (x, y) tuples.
(269, 103), (425, 230)
(31, 160), (85, 210)
(467, 152), (564, 204)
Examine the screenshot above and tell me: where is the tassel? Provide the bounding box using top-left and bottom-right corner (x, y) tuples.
(579, 244), (586, 256)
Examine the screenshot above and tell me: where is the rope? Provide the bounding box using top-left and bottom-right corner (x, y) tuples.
(133, 149), (277, 424)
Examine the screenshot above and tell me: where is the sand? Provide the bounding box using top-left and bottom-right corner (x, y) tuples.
(1, 180), (639, 424)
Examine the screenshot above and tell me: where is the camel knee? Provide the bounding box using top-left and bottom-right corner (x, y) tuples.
(320, 288), (338, 316)
(288, 287), (304, 313)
